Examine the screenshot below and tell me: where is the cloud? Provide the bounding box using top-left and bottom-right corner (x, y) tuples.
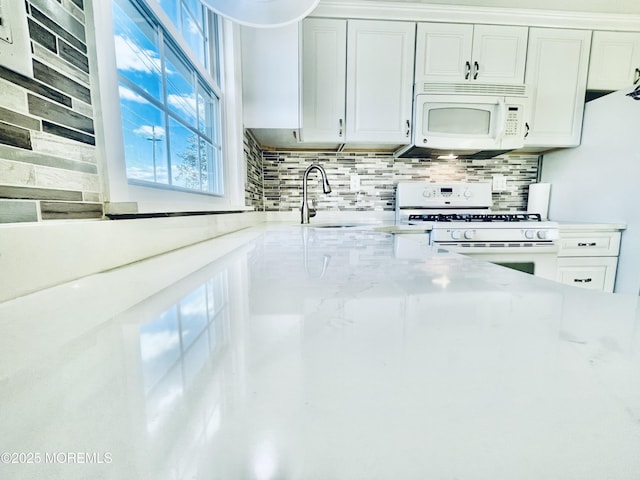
(168, 93), (197, 120)
(126, 165), (168, 183)
(119, 84), (147, 103)
(133, 125), (166, 138)
(114, 34), (162, 74)
(184, 15), (201, 35)
(180, 291), (209, 317)
(139, 330), (180, 362)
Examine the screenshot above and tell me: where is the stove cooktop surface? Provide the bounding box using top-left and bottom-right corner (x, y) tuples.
(408, 213), (543, 223)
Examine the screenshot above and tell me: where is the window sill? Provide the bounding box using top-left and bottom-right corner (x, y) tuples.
(105, 208), (253, 220)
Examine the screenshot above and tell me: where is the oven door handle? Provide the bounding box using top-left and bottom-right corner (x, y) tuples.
(434, 243), (559, 254)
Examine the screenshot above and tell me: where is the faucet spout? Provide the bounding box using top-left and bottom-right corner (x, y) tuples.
(301, 164), (332, 224)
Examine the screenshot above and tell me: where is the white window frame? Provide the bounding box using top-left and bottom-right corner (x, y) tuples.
(88, 0), (246, 214)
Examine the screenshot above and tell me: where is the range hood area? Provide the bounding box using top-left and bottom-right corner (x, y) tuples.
(394, 83), (530, 160)
(248, 128), (405, 153)
(248, 127), (527, 160)
(393, 145), (514, 160)
(248, 127), (521, 159)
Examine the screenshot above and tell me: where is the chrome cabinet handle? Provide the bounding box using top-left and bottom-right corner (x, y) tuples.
(578, 242), (597, 247)
(473, 61), (479, 80)
(574, 278), (593, 283)
(338, 118), (343, 137)
(465, 61), (471, 80)
(634, 68), (640, 84)
(405, 120), (410, 137)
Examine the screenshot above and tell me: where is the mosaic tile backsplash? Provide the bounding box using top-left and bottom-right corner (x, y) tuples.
(245, 131), (540, 213)
(244, 129), (264, 211)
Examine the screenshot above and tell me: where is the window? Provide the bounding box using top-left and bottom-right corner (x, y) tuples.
(138, 269), (229, 432)
(157, 0), (213, 77)
(112, 0), (223, 195)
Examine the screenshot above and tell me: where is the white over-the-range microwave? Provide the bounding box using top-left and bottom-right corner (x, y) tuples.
(395, 83), (529, 159)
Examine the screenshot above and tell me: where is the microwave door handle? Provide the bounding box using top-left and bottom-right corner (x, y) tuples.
(495, 98), (506, 143)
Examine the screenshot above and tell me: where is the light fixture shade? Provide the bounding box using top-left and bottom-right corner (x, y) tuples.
(201, 0), (321, 28)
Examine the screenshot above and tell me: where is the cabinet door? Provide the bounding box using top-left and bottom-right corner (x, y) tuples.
(415, 23), (526, 86)
(471, 25), (527, 84)
(588, 31), (640, 91)
(301, 18), (347, 143)
(557, 257), (618, 292)
(415, 22), (473, 84)
(524, 28), (591, 148)
(241, 24), (299, 129)
(558, 231), (621, 257)
(346, 20), (416, 143)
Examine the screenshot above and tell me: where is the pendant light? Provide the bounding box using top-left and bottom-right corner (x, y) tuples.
(200, 0), (321, 28)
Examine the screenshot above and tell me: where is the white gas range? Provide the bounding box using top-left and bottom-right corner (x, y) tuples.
(395, 182), (559, 280)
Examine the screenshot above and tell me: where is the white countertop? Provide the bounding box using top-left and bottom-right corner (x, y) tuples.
(556, 221), (628, 231)
(1, 225), (639, 479)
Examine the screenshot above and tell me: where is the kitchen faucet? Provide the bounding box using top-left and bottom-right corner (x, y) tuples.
(301, 163), (332, 224)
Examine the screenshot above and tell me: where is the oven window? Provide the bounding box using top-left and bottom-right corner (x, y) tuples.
(425, 107), (490, 135)
(492, 262), (535, 275)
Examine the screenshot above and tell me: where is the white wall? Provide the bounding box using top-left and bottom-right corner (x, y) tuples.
(541, 87), (640, 294)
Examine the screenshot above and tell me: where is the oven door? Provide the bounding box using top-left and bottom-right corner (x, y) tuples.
(437, 244), (559, 281)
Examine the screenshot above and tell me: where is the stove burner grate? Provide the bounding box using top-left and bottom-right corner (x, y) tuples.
(408, 213), (543, 223)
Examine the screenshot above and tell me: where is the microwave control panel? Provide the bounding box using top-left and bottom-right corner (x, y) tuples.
(504, 106), (521, 137)
(503, 97), (527, 141)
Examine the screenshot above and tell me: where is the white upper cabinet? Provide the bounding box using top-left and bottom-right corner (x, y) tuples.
(415, 23), (528, 86)
(524, 28), (592, 148)
(588, 31), (640, 91)
(301, 18), (415, 144)
(346, 20), (416, 143)
(471, 25), (528, 85)
(301, 18), (347, 143)
(241, 24), (300, 129)
(415, 23), (472, 84)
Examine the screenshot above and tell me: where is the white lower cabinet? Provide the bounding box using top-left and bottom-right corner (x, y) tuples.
(556, 227), (622, 293)
(557, 257), (618, 292)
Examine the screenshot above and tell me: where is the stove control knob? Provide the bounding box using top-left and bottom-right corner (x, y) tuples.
(464, 230), (475, 240)
(537, 230), (548, 240)
(524, 229), (535, 240)
(463, 189), (472, 198)
(451, 230), (462, 240)
(423, 189), (431, 198)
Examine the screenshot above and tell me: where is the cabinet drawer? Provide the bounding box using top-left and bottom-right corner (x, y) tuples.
(557, 231), (621, 257)
(556, 257), (618, 292)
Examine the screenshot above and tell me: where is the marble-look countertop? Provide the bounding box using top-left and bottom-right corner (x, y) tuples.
(556, 221), (627, 232)
(1, 225), (639, 480)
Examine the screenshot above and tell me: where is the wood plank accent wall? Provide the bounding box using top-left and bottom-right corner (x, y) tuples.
(0, 0), (102, 224)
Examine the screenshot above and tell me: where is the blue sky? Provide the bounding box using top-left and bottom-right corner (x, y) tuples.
(112, 0), (213, 188)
